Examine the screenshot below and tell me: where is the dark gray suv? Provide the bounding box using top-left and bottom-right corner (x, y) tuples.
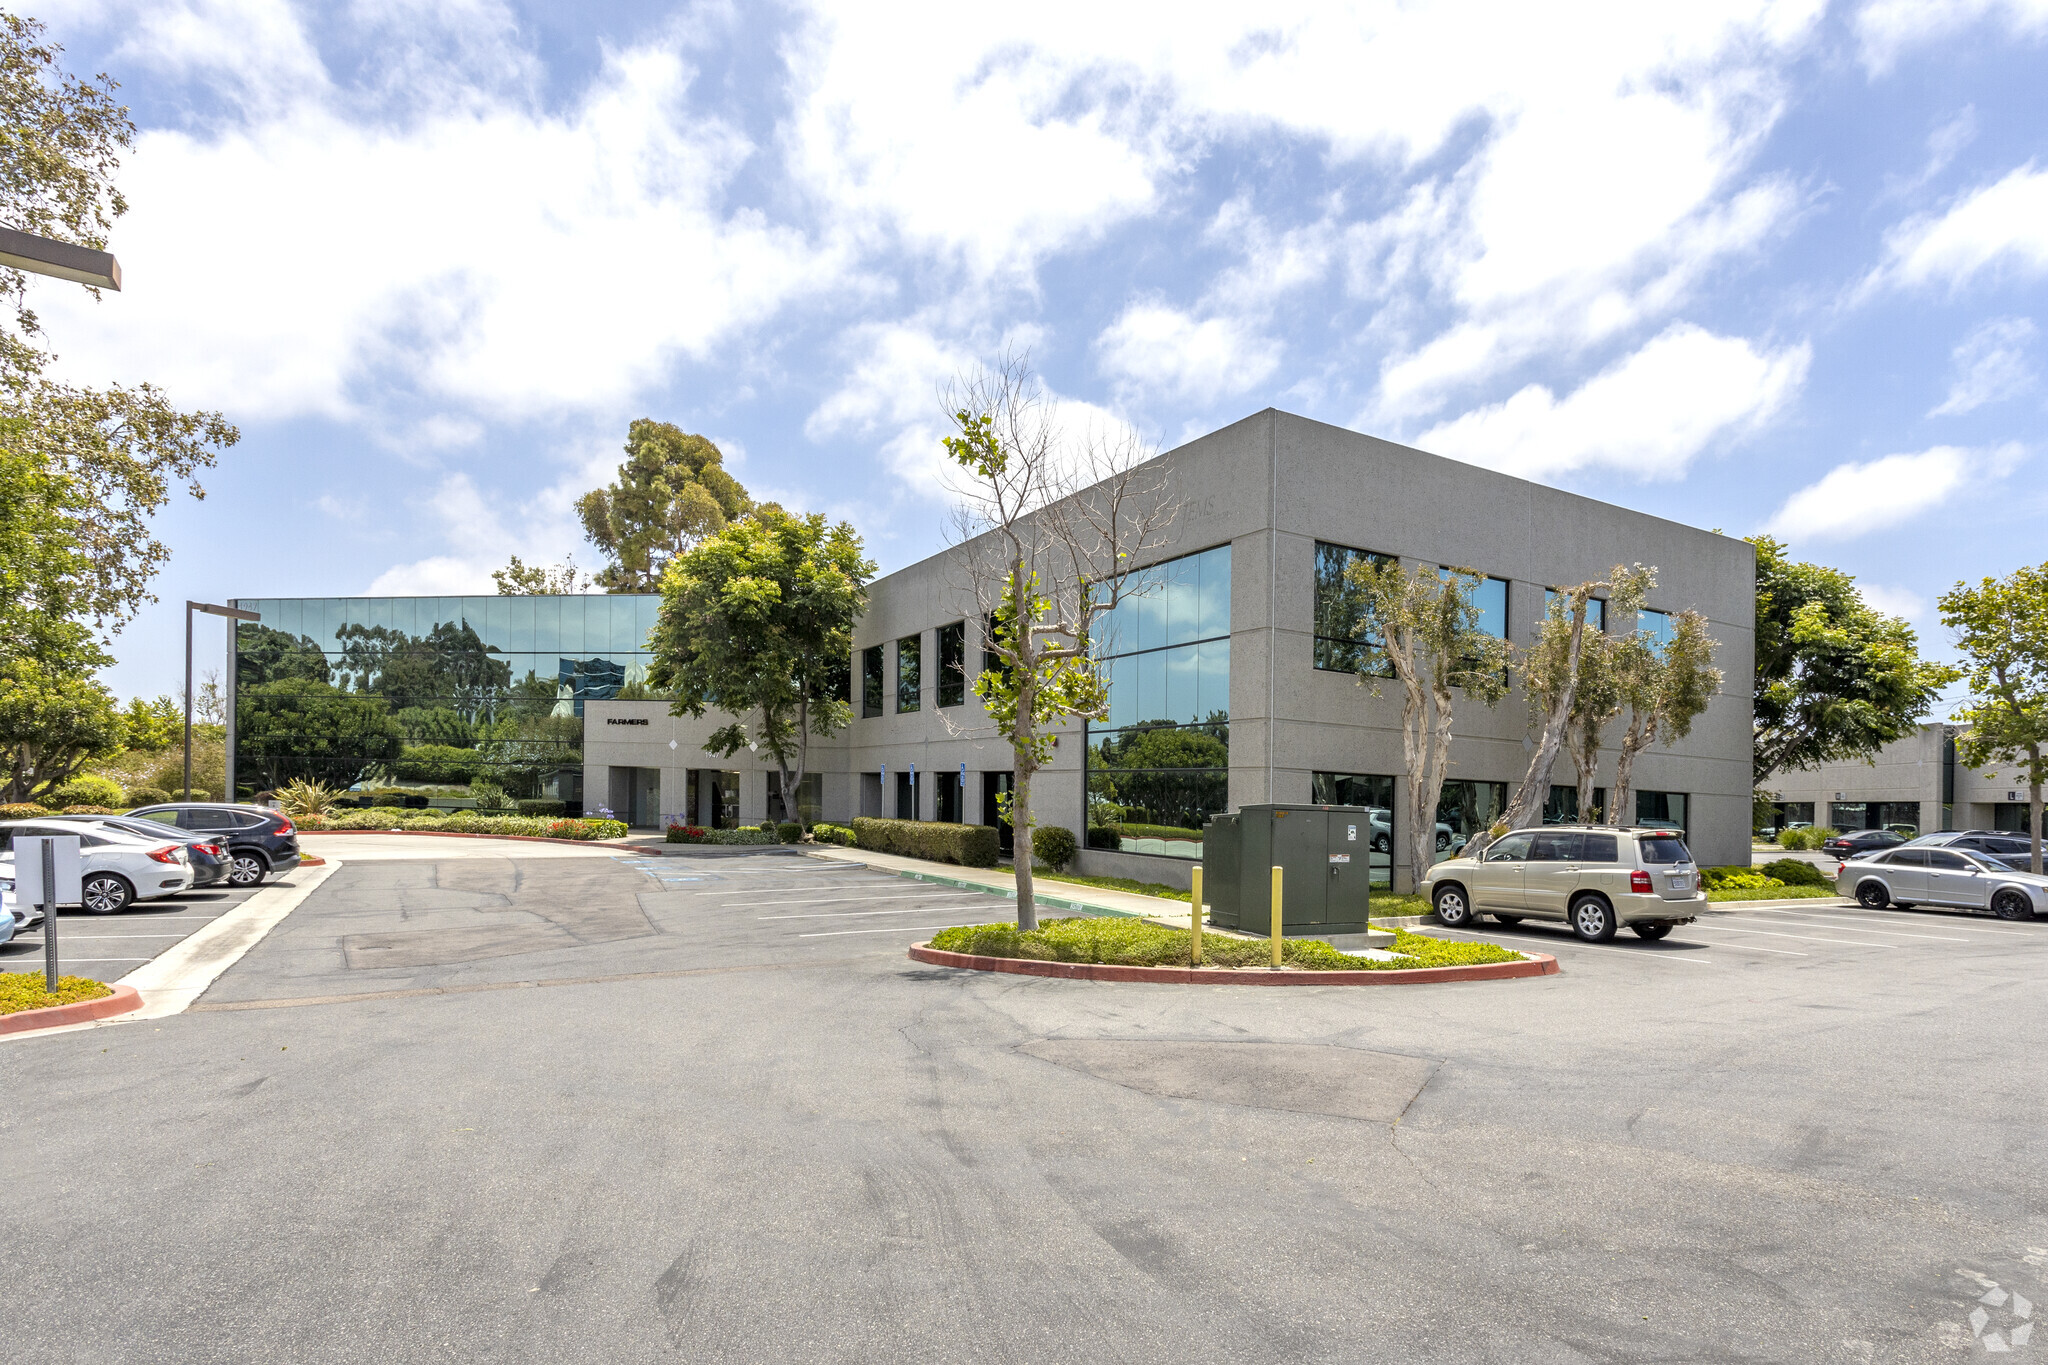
(127, 804), (300, 888)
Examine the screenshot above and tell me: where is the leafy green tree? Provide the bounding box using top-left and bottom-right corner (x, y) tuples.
(1940, 564), (2048, 874)
(942, 357), (1176, 928)
(0, 650), (121, 802)
(1340, 557), (1513, 891)
(491, 554), (586, 595)
(335, 621), (509, 719)
(1608, 609), (1723, 829)
(1500, 567), (1651, 838)
(650, 505), (873, 826)
(578, 420), (752, 592)
(1750, 536), (1955, 787)
(120, 693), (180, 750)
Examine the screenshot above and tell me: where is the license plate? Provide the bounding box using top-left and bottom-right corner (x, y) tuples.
(1668, 874), (1690, 888)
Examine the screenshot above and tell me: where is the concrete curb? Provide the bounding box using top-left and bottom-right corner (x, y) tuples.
(0, 983), (143, 1036)
(907, 942), (1559, 985)
(115, 859), (345, 1021)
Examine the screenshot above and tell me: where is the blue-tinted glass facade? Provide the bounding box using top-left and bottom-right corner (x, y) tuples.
(229, 594), (658, 808)
(1544, 588), (1607, 633)
(1086, 545), (1230, 860)
(1637, 608), (1675, 654)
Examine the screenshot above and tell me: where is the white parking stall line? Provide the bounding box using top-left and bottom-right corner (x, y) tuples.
(1751, 907), (2036, 938)
(1736, 915), (1971, 942)
(20, 956), (154, 963)
(762, 903), (1002, 921)
(799, 923), (985, 938)
(729, 891), (987, 909)
(1421, 927), (1715, 964)
(1691, 924), (1895, 948)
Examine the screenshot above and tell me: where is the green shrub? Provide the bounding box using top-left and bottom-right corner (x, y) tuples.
(517, 799), (566, 818)
(705, 827), (778, 845)
(61, 805), (121, 815)
(0, 802), (45, 821)
(122, 786), (171, 808)
(469, 779), (514, 811)
(1086, 825), (1120, 849)
(776, 821), (803, 844)
(1700, 866), (1785, 890)
(666, 823), (708, 843)
(1777, 827), (1838, 851)
(1761, 857), (1830, 887)
(1032, 825), (1076, 871)
(851, 817), (1001, 868)
(927, 917), (1523, 971)
(44, 774), (125, 809)
(809, 823), (857, 847)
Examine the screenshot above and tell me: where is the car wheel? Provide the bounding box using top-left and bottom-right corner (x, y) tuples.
(80, 873), (134, 915)
(1570, 895), (1617, 943)
(1631, 922), (1673, 940)
(1993, 890), (2033, 921)
(1494, 914), (1523, 926)
(1371, 834), (1389, 853)
(1432, 885), (1473, 928)
(1855, 881), (1889, 910)
(227, 852), (268, 888)
(1435, 831), (1450, 851)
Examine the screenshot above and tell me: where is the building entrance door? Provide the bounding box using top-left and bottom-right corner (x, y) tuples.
(981, 772), (1014, 855)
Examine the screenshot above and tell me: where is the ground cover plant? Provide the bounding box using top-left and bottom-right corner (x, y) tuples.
(1707, 884), (1835, 902)
(1, 971), (112, 1016)
(666, 823), (778, 845)
(926, 916), (1522, 971)
(1034, 870), (1190, 901)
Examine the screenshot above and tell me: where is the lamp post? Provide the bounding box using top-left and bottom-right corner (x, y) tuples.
(0, 226), (121, 289)
(187, 601), (260, 800)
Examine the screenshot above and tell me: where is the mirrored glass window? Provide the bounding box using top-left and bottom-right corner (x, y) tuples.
(1314, 542), (1394, 674)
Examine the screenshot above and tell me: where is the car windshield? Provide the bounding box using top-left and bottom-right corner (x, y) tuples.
(1636, 836), (1691, 865)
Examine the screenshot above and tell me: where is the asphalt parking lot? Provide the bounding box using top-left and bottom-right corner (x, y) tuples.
(4, 843), (2047, 1364)
(0, 879), (266, 984)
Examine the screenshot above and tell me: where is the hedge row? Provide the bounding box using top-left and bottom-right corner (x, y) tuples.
(294, 810), (627, 840)
(665, 825), (779, 845)
(852, 817), (1001, 868)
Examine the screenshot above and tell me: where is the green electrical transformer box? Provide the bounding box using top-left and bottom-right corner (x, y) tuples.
(1202, 804), (1373, 937)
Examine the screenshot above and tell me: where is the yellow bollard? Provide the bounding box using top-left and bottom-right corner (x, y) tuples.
(1190, 866), (1204, 965)
(1270, 865), (1284, 968)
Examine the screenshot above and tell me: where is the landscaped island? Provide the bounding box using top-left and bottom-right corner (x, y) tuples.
(927, 917), (1523, 971)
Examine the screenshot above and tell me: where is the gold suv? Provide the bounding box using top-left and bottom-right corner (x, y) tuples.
(1422, 825), (1705, 942)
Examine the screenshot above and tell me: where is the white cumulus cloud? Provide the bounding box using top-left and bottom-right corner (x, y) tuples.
(1931, 316), (2037, 415)
(1762, 443), (2023, 540)
(1095, 303), (1282, 401)
(1855, 0), (2048, 74)
(1869, 163), (2048, 295)
(1414, 324), (1809, 481)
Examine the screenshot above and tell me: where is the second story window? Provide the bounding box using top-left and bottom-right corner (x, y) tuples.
(861, 645), (884, 718)
(1450, 571), (1508, 639)
(897, 633), (921, 713)
(937, 621), (966, 707)
(1544, 588), (1606, 633)
(1637, 608), (1676, 655)
(1314, 542), (1393, 674)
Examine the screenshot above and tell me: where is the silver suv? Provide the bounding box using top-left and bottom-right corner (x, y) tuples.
(1422, 825), (1706, 942)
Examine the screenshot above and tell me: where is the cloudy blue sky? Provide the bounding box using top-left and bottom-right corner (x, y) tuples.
(29, 0), (2048, 701)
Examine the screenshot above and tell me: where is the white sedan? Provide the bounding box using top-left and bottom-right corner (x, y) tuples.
(0, 821), (195, 914)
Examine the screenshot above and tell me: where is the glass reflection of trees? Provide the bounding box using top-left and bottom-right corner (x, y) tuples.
(1087, 712), (1228, 839)
(235, 612), (632, 800)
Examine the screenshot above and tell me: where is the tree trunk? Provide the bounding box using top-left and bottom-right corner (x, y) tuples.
(1609, 716), (1652, 829)
(1011, 572), (1039, 931)
(1398, 674), (1432, 896)
(2030, 743), (2043, 877)
(1572, 724), (1599, 823)
(1498, 598), (1594, 835)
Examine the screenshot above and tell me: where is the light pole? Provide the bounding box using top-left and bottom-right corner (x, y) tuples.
(187, 601), (260, 800)
(0, 226), (121, 289)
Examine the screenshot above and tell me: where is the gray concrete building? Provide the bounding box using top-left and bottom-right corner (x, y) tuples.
(586, 409), (1757, 888)
(1765, 723), (2037, 835)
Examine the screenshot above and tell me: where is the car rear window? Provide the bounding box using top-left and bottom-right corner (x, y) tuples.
(1636, 836), (1691, 865)
(1581, 833), (1619, 863)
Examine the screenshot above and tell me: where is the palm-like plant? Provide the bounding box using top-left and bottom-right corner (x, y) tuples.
(277, 778), (344, 816)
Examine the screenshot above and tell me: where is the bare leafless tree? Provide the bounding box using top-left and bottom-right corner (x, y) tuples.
(940, 354), (1178, 928)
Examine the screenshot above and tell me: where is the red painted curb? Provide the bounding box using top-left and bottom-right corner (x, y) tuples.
(0, 983), (144, 1036)
(298, 856), (327, 866)
(299, 829), (638, 849)
(906, 943), (1559, 985)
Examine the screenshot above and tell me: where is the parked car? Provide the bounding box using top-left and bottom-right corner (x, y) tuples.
(0, 821), (194, 913)
(1836, 845), (2047, 920)
(1820, 829), (1905, 859)
(0, 870), (14, 946)
(38, 813), (232, 888)
(1907, 830), (2035, 857)
(1361, 807), (1458, 854)
(1422, 825), (1705, 942)
(125, 803), (300, 888)
(0, 866), (42, 931)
